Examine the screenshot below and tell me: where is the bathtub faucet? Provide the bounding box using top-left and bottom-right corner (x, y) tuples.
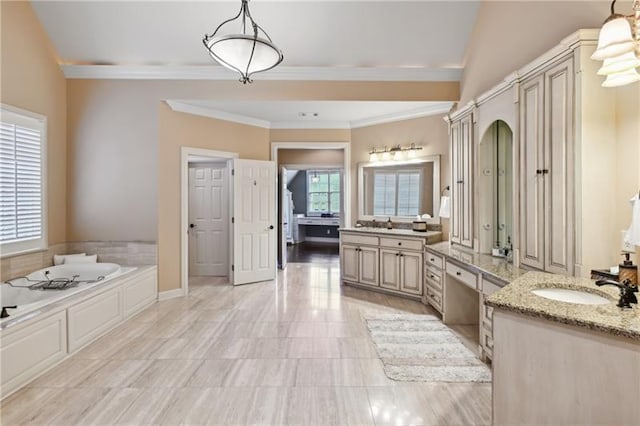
(1, 305), (17, 318)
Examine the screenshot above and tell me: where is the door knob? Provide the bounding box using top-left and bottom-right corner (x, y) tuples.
(269, 225), (274, 230)
(189, 224), (196, 228)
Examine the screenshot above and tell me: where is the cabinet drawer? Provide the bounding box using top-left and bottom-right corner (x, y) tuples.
(426, 287), (443, 312)
(446, 261), (478, 290)
(341, 233), (379, 246)
(425, 275), (442, 292)
(380, 237), (423, 251)
(482, 304), (494, 329)
(425, 252), (444, 270)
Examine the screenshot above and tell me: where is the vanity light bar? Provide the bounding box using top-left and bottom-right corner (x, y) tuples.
(369, 143), (423, 161)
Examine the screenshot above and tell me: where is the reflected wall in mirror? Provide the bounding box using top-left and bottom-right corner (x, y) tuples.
(358, 155), (440, 222)
(479, 120), (513, 253)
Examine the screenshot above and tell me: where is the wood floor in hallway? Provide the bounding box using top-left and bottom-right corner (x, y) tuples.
(0, 262), (491, 425)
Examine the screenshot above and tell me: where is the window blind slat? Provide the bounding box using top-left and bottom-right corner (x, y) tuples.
(0, 113), (43, 245)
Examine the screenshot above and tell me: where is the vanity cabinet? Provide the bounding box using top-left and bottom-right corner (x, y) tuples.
(341, 230), (431, 298)
(424, 250), (445, 313)
(449, 112), (474, 248)
(480, 276), (503, 360)
(341, 244), (379, 287)
(519, 55), (574, 275)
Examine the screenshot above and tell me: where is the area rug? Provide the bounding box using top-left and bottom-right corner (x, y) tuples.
(364, 313), (491, 383)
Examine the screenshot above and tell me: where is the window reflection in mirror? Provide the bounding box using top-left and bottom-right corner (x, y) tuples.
(479, 120), (513, 253)
(359, 156), (440, 221)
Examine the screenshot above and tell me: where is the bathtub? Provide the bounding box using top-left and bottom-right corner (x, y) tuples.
(1, 263), (136, 321)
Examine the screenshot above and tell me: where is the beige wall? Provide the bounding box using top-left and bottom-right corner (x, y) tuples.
(277, 149), (344, 166)
(1, 0), (67, 245)
(158, 103), (270, 291)
(351, 114), (450, 236)
(459, 1), (633, 106)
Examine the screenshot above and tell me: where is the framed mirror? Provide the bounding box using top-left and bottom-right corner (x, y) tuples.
(358, 155), (440, 223)
(478, 120), (513, 253)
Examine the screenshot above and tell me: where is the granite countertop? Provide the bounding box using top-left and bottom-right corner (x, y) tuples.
(339, 227), (443, 242)
(425, 241), (529, 284)
(486, 271), (640, 340)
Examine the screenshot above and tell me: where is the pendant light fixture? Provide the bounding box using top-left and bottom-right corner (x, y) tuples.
(591, 0), (640, 87)
(203, 0), (284, 84)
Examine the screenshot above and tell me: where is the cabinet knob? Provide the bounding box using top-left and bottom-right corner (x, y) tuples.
(398, 242), (402, 246)
(400, 253), (404, 257)
(536, 169), (543, 175)
(395, 253), (399, 257)
(456, 271), (461, 276)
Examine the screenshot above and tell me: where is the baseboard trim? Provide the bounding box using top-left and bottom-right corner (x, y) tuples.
(304, 237), (340, 243)
(158, 288), (185, 301)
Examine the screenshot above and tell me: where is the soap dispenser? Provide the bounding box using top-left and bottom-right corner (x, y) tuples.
(386, 217), (393, 230)
(619, 252), (638, 286)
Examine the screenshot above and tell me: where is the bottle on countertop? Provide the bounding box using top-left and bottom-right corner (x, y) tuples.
(386, 217), (393, 229)
(619, 252), (638, 287)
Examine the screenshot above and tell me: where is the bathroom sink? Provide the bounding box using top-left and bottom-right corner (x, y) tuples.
(531, 288), (610, 305)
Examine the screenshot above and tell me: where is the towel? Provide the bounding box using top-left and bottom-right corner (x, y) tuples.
(438, 195), (450, 219)
(624, 193), (640, 247)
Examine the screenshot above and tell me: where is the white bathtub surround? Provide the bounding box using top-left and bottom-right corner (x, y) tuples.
(0, 243), (69, 282)
(66, 241), (157, 266)
(2, 263), (131, 321)
(0, 266), (157, 399)
(1, 241), (157, 283)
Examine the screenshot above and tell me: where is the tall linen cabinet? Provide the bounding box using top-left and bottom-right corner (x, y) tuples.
(446, 29), (623, 277)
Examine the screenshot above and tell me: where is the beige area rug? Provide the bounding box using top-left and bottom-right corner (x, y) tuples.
(364, 313), (491, 383)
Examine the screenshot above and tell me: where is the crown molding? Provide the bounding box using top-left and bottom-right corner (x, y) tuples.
(61, 64), (462, 81)
(166, 100), (271, 128)
(167, 100), (454, 130)
(350, 102), (453, 129)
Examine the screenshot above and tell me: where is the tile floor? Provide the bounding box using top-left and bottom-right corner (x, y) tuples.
(0, 261), (491, 425)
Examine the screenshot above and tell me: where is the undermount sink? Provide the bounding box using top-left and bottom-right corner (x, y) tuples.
(531, 288), (611, 305)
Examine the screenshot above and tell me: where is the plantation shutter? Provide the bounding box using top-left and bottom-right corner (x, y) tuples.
(0, 110), (44, 245)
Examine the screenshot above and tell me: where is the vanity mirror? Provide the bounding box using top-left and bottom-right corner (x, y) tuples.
(479, 120), (513, 254)
(358, 155), (441, 222)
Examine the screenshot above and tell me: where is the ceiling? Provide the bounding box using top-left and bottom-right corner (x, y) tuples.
(29, 1), (477, 127)
(167, 100), (454, 128)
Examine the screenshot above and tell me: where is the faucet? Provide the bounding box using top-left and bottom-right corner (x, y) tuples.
(595, 279), (638, 308)
(1, 305), (17, 319)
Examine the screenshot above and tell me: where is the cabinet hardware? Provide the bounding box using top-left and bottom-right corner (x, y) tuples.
(395, 253), (399, 257)
(456, 271), (461, 276)
(398, 242), (402, 246)
(542, 169), (549, 174)
(456, 180), (464, 184)
(400, 254), (404, 257)
(536, 169), (543, 175)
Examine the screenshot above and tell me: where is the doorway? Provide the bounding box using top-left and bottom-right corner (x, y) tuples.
(180, 147), (277, 295)
(271, 142), (351, 269)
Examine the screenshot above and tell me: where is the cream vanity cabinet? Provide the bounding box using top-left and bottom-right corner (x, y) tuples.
(341, 234), (379, 287)
(479, 276), (504, 360)
(341, 231), (427, 297)
(379, 237), (423, 295)
(519, 56), (574, 275)
(448, 111), (474, 248)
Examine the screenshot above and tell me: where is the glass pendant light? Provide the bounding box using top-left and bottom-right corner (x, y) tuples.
(598, 51), (640, 75)
(601, 67), (640, 87)
(203, 0), (283, 84)
(592, 15), (636, 61)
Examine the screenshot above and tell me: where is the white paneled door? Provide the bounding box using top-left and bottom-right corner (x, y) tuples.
(233, 159), (277, 285)
(189, 164), (229, 276)
(279, 166), (288, 270)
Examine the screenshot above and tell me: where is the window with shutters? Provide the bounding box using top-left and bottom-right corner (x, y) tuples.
(307, 169), (341, 215)
(0, 105), (47, 257)
(373, 169), (422, 217)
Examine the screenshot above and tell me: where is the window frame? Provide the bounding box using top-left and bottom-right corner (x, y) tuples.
(0, 104), (48, 258)
(372, 168), (423, 217)
(306, 169), (341, 216)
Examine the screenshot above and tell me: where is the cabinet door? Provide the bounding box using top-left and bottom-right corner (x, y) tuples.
(379, 249), (400, 290)
(460, 114), (474, 248)
(341, 244), (359, 282)
(358, 246), (379, 286)
(544, 57), (574, 275)
(450, 120), (462, 244)
(400, 251), (423, 295)
(519, 74), (545, 271)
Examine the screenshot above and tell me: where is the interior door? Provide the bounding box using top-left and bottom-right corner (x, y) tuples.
(279, 166), (288, 270)
(189, 164), (229, 276)
(233, 159), (277, 285)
